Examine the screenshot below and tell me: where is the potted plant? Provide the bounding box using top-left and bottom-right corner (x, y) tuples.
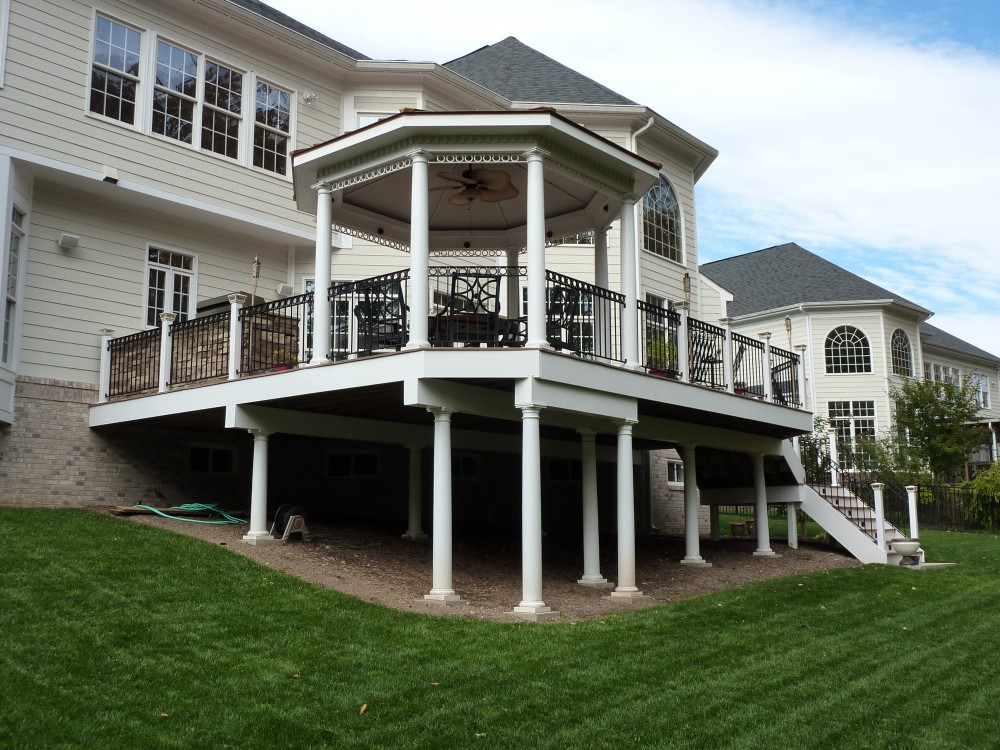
(734, 381), (747, 396)
(272, 348), (298, 371)
(646, 336), (678, 379)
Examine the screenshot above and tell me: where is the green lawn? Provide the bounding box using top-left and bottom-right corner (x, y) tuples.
(2, 508), (999, 749)
(718, 512), (826, 539)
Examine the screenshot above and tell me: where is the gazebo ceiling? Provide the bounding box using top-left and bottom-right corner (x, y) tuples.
(292, 110), (662, 252)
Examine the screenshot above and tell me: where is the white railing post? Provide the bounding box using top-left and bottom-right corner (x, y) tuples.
(227, 293), (247, 380)
(678, 304), (690, 383)
(794, 344), (808, 409)
(827, 428), (840, 487)
(872, 482), (886, 551)
(759, 331), (772, 401)
(905, 485), (920, 540)
(720, 318), (734, 393)
(157, 312), (177, 394)
(98, 328), (114, 403)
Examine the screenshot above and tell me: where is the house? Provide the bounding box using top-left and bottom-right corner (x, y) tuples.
(3, 0), (907, 619)
(700, 243), (1000, 475)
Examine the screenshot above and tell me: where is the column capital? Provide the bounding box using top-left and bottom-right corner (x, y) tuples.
(247, 428), (273, 439)
(408, 149), (430, 163)
(427, 406), (454, 420)
(315, 181), (332, 195)
(227, 292), (249, 305)
(522, 146), (550, 162)
(577, 428), (598, 439)
(159, 311), (178, 324)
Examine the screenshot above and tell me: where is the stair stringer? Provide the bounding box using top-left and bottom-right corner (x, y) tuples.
(781, 442), (890, 564)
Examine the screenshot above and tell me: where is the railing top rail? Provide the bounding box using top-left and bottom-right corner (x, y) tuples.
(108, 328), (159, 349)
(731, 330), (764, 348)
(545, 269), (624, 303)
(171, 310), (230, 333)
(238, 292), (313, 320)
(689, 317), (726, 338)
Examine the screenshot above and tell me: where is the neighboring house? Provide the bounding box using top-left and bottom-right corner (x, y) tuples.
(700, 243), (1000, 475)
(3, 1), (912, 617)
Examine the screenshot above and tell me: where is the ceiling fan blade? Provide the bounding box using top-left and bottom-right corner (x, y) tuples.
(437, 171), (478, 186)
(478, 183), (520, 203)
(429, 185), (460, 191)
(465, 168), (512, 191)
(448, 192), (476, 207)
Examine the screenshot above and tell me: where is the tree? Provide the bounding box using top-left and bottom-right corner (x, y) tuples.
(882, 376), (984, 483)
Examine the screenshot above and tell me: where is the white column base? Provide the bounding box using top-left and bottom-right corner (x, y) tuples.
(753, 550), (781, 558)
(578, 576), (612, 587)
(402, 530), (428, 541)
(424, 591), (466, 604)
(681, 557), (713, 567)
(242, 533), (281, 546)
(610, 587), (649, 600)
(513, 604), (560, 621)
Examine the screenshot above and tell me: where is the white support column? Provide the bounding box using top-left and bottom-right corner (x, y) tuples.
(157, 312), (176, 393)
(872, 482), (887, 551)
(612, 420), (647, 598)
(678, 304), (690, 383)
(525, 149), (550, 349)
(760, 332), (773, 401)
(594, 226), (609, 290)
(794, 344), (808, 409)
(680, 443), (710, 566)
(786, 502), (799, 549)
(720, 318), (734, 393)
(828, 428), (840, 487)
(593, 227), (611, 359)
(243, 429), (275, 544)
(514, 405), (557, 619)
(227, 293), (247, 380)
(425, 408), (462, 602)
(407, 151), (431, 348)
(404, 444), (427, 540)
(619, 196), (640, 368)
(309, 184), (333, 365)
(504, 247), (521, 321)
(752, 452), (778, 557)
(578, 430), (608, 586)
(98, 328), (114, 403)
(905, 485), (920, 540)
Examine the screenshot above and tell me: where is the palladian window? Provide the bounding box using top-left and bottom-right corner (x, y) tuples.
(642, 176), (682, 263)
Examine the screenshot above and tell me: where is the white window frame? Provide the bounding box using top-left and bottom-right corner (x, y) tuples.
(641, 174), (684, 265)
(0, 0), (12, 88)
(86, 13), (294, 178)
(824, 325), (873, 374)
(973, 373), (990, 409)
(828, 399), (877, 468)
(666, 460), (684, 485)
(143, 245), (197, 328)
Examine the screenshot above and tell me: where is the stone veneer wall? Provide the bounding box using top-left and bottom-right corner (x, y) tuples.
(648, 448), (710, 535)
(0, 376), (251, 508)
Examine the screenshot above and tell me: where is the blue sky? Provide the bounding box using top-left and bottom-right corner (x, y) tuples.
(267, 0), (1000, 356)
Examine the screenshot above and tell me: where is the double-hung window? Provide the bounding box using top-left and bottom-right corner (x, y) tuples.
(89, 14), (291, 176)
(3, 207), (24, 364)
(828, 400), (876, 468)
(146, 248), (194, 327)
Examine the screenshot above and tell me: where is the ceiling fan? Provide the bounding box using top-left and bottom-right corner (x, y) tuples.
(431, 168), (519, 206)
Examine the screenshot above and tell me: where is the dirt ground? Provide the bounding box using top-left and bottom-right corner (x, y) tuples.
(127, 514), (860, 622)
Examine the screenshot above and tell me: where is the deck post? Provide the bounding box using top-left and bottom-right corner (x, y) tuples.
(828, 428), (840, 487)
(243, 429), (275, 543)
(514, 405), (557, 618)
(578, 429), (608, 586)
(759, 332), (773, 401)
(872, 482), (887, 551)
(98, 328), (114, 403)
(157, 312), (176, 394)
(905, 485), (920, 540)
(677, 304), (690, 383)
(752, 452), (778, 556)
(310, 184), (333, 364)
(680, 442), (710, 566)
(794, 344), (808, 409)
(720, 318), (734, 392)
(619, 196), (640, 368)
(425, 408), (462, 602)
(403, 444), (427, 540)
(786, 502), (799, 549)
(227, 293), (247, 380)
(612, 420), (647, 597)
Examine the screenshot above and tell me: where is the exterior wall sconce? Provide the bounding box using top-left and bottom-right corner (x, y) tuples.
(785, 315), (792, 348)
(57, 233), (79, 250)
(301, 91), (319, 105)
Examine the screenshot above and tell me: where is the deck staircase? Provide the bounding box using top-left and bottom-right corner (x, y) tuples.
(782, 442), (922, 565)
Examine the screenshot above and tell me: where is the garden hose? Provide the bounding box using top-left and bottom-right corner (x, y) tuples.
(133, 503), (247, 525)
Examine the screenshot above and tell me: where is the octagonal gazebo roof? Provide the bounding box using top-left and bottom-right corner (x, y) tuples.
(291, 109), (662, 253)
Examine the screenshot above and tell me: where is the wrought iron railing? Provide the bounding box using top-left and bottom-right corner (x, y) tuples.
(731, 332), (765, 396)
(770, 346), (801, 407)
(169, 311), (230, 386)
(638, 301), (680, 375)
(688, 318), (726, 388)
(107, 329), (160, 398)
(542, 269), (623, 362)
(238, 293), (311, 374)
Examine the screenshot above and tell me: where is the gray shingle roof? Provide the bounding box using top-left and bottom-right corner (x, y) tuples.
(700, 243), (929, 317)
(920, 322), (1000, 363)
(226, 0), (369, 60)
(444, 37), (636, 105)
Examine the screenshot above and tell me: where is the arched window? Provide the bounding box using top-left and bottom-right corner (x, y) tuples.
(825, 326), (872, 373)
(642, 175), (682, 263)
(890, 329), (913, 377)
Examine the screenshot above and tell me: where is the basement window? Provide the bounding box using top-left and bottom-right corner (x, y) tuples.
(328, 450), (379, 478)
(190, 445), (235, 474)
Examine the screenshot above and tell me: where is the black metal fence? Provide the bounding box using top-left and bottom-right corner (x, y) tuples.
(731, 332), (765, 396)
(107, 329), (160, 398)
(688, 318), (726, 387)
(169, 311), (230, 386)
(543, 269), (623, 361)
(238, 293), (312, 374)
(638, 300), (680, 375)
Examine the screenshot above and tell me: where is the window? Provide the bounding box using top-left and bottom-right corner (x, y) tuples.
(88, 16), (289, 175)
(3, 206), (24, 364)
(190, 445), (235, 474)
(90, 15), (142, 124)
(254, 81), (291, 175)
(666, 460), (683, 484)
(973, 374), (990, 409)
(890, 329), (912, 377)
(520, 286), (595, 354)
(828, 400), (876, 468)
(642, 175), (682, 263)
(145, 247), (194, 327)
(328, 450), (379, 478)
(825, 326), (872, 373)
(926, 361), (960, 385)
